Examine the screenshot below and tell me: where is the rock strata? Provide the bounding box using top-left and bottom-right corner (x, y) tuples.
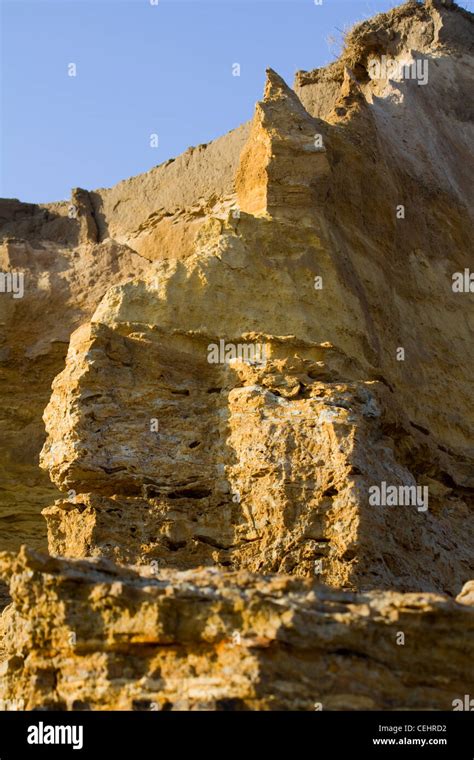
(0, 0), (473, 710)
(0, 548), (473, 711)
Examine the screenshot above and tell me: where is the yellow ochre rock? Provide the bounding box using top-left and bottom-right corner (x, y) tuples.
(0, 0), (473, 711)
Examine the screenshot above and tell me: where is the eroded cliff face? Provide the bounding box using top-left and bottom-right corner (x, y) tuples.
(0, 131), (249, 552)
(0, 0), (473, 710)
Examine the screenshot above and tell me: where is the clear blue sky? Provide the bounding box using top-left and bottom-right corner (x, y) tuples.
(0, 0), (471, 203)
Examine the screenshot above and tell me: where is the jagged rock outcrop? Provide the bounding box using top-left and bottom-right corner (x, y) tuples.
(0, 0), (473, 710)
(236, 68), (330, 220)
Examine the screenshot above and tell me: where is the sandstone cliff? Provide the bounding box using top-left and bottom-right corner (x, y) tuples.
(0, 0), (473, 710)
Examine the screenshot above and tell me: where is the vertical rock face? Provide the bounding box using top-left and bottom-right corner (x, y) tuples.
(0, 0), (473, 710)
(0, 199), (150, 551)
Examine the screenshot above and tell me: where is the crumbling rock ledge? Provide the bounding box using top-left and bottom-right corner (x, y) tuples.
(0, 547), (473, 711)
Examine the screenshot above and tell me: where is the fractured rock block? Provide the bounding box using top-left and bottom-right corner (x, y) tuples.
(40, 310), (473, 592)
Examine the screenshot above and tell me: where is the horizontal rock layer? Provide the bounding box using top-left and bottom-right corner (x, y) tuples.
(0, 548), (473, 711)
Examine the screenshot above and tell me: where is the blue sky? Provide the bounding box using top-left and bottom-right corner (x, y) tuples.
(1, 0), (471, 203)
